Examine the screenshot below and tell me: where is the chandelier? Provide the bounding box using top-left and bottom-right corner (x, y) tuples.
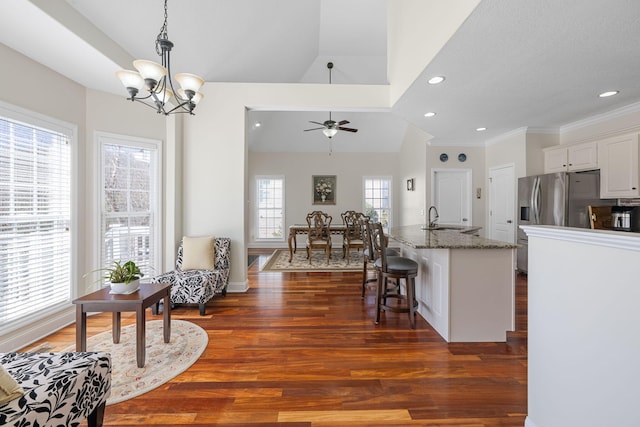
(116, 0), (204, 115)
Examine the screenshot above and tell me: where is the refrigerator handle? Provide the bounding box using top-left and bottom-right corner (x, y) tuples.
(531, 177), (540, 224)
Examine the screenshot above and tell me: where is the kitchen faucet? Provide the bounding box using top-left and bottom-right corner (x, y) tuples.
(428, 206), (439, 228)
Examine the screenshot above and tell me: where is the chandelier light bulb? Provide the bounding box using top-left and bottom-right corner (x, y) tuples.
(116, 70), (144, 91)
(175, 73), (205, 94)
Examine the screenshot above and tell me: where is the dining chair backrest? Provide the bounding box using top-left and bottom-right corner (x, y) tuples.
(342, 211), (367, 239)
(306, 210), (332, 240)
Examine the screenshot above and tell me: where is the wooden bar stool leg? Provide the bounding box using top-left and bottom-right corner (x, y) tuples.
(407, 276), (416, 329)
(375, 271), (383, 325)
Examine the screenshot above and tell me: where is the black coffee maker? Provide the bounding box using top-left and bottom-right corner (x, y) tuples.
(611, 206), (639, 232)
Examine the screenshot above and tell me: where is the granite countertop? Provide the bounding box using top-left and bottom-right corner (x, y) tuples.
(389, 224), (518, 249)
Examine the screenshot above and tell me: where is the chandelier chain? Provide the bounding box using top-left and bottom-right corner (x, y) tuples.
(155, 0), (169, 55)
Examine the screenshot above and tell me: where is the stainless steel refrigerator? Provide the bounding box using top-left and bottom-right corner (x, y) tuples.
(516, 170), (614, 273)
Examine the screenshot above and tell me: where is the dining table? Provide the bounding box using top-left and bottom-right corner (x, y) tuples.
(287, 223), (348, 262)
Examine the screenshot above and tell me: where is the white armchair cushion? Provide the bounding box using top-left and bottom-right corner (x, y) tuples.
(0, 364), (23, 405)
(181, 235), (215, 270)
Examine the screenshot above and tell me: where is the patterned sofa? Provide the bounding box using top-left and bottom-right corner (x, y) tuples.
(0, 352), (111, 427)
(150, 237), (231, 315)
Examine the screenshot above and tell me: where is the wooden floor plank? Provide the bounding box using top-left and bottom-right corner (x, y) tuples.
(23, 250), (528, 426)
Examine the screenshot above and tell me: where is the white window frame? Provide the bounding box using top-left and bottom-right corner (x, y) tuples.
(0, 100), (78, 338)
(255, 175), (285, 242)
(95, 132), (162, 284)
(363, 176), (393, 230)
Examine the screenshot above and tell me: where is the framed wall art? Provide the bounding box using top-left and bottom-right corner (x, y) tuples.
(312, 175), (336, 205)
(407, 178), (415, 191)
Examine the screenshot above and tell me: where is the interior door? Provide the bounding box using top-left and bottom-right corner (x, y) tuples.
(432, 169), (472, 226)
(489, 164), (515, 243)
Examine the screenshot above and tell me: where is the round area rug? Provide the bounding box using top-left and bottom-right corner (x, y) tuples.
(65, 319), (207, 405)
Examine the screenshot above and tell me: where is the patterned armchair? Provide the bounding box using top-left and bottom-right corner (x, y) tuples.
(0, 352), (111, 427)
(150, 237), (231, 316)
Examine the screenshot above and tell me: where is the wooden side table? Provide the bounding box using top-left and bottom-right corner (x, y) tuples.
(72, 283), (171, 368)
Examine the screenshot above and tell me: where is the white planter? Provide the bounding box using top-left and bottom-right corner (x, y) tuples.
(109, 279), (140, 294)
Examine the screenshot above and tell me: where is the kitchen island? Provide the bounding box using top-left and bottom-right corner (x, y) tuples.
(389, 224), (517, 342)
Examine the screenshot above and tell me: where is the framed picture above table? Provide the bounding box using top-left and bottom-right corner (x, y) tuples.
(312, 175), (336, 205)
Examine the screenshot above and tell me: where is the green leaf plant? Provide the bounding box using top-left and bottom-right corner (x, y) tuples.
(84, 260), (144, 285)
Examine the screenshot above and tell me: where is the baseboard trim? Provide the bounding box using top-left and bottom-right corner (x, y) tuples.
(227, 280), (249, 293)
(0, 306), (75, 352)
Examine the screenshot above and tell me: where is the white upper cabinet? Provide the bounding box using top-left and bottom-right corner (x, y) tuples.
(544, 142), (598, 173)
(599, 134), (640, 198)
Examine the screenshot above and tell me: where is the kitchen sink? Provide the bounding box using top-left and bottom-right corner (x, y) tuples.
(420, 225), (464, 231)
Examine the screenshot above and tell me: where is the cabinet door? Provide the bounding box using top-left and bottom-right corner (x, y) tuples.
(544, 148), (568, 173)
(567, 142), (598, 171)
(599, 134), (640, 198)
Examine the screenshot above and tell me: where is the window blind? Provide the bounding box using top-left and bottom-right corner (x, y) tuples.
(99, 141), (158, 283)
(0, 117), (71, 330)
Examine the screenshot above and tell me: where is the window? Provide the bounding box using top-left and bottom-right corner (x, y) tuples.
(0, 107), (73, 333)
(364, 177), (392, 230)
(256, 176), (284, 240)
(98, 134), (160, 283)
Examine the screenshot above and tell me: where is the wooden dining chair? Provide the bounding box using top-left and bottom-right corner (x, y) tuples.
(306, 211), (332, 264)
(342, 211), (369, 264)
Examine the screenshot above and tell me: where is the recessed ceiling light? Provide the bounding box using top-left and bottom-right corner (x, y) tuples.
(254, 122), (261, 127)
(476, 127), (487, 132)
(599, 91), (619, 98)
(424, 112), (436, 118)
(427, 76), (445, 85)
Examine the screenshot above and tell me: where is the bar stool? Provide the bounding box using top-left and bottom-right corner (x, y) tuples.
(360, 218), (398, 298)
(371, 222), (419, 329)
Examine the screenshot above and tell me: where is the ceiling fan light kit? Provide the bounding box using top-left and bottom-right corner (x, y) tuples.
(304, 62), (358, 140)
(116, 0), (205, 116)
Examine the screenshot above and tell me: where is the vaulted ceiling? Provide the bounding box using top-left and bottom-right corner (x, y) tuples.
(1, 0), (639, 152)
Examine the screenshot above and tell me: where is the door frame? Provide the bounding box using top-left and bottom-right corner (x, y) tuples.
(431, 168), (473, 225)
(488, 163), (516, 243)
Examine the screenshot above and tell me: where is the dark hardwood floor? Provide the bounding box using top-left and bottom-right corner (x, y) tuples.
(24, 249), (528, 426)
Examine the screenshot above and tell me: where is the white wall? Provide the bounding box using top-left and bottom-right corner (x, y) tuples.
(387, 0), (480, 104)
(248, 151), (399, 247)
(525, 132), (559, 175)
(397, 124), (429, 226)
(427, 144), (486, 233)
(524, 226), (640, 427)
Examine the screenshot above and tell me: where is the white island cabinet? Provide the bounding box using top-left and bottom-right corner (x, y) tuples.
(389, 225), (517, 342)
(520, 225), (640, 427)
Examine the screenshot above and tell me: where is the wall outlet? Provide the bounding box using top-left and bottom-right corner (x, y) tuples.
(420, 209), (424, 216)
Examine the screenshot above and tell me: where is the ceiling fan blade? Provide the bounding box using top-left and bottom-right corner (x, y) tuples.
(309, 121), (325, 126)
(304, 127), (324, 132)
(337, 120), (350, 126)
(338, 127), (358, 133)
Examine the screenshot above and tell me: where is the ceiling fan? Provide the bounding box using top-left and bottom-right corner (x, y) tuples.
(303, 62), (358, 139)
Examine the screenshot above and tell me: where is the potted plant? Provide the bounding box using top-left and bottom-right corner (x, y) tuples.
(85, 260), (144, 294)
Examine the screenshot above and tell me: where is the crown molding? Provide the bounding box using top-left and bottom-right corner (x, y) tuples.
(484, 127), (528, 146)
(560, 101), (640, 133)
